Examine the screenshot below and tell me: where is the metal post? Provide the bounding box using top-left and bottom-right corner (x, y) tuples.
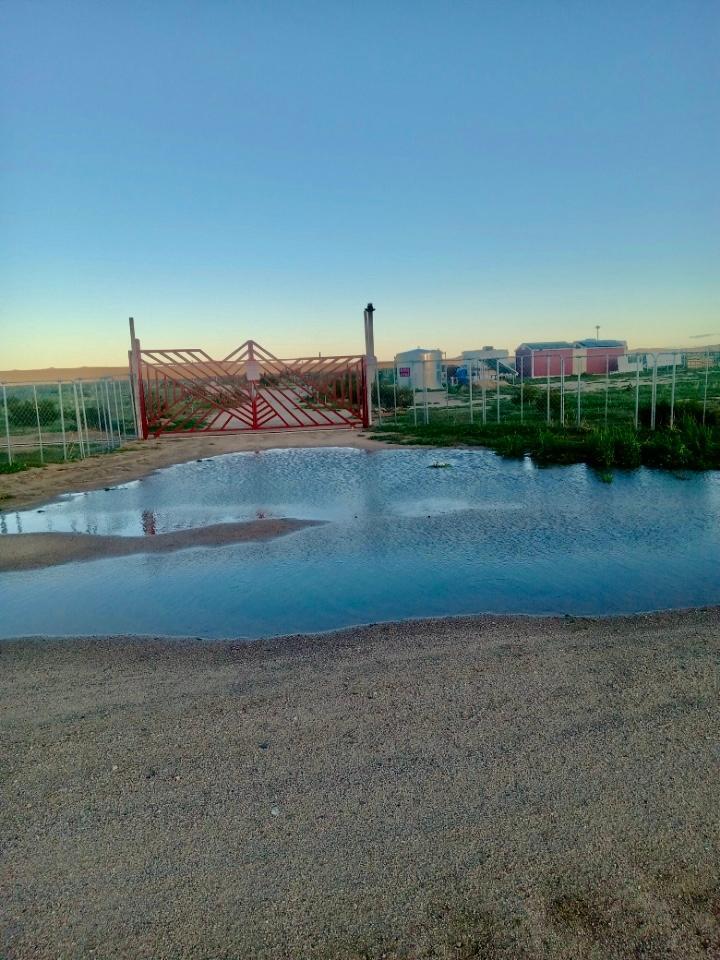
(2, 384), (12, 465)
(560, 358), (565, 425)
(445, 362), (450, 420)
(78, 382), (90, 452)
(392, 356), (398, 423)
(32, 384), (44, 464)
(112, 379), (124, 441)
(127, 375), (138, 439)
(520, 363), (524, 424)
(412, 362), (418, 427)
(702, 353), (710, 425)
(576, 365), (581, 426)
(72, 382), (85, 458)
(93, 382), (106, 448)
(481, 370), (487, 425)
(128, 318), (142, 437)
(468, 360), (474, 424)
(424, 365), (429, 425)
(670, 354), (677, 428)
(650, 354), (658, 430)
(57, 382), (67, 461)
(634, 358), (641, 429)
(104, 379), (115, 447)
(363, 303), (376, 427)
(496, 360), (501, 423)
(604, 354), (610, 427)
(546, 363), (551, 424)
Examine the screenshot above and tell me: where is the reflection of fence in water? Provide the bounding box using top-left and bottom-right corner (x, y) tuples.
(1, 378), (137, 466)
(374, 351), (720, 429)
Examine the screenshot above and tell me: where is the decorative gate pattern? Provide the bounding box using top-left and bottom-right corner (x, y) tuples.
(133, 340), (368, 437)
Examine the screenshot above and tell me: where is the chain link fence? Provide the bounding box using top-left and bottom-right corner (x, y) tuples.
(372, 350), (720, 431)
(1, 378), (137, 469)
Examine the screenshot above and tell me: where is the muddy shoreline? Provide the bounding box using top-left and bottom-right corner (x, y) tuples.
(0, 518), (322, 571)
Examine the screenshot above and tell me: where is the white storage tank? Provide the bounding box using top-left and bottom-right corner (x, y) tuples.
(396, 348), (444, 390)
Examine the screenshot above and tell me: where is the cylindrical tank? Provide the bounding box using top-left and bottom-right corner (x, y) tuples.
(395, 348), (443, 390)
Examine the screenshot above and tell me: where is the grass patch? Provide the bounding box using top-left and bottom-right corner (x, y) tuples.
(372, 419), (720, 471)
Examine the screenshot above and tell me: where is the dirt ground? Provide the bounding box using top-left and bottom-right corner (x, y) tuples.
(2, 609), (719, 960)
(0, 428), (386, 512)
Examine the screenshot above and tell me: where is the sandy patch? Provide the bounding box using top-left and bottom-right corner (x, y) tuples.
(0, 428), (386, 512)
(0, 519), (322, 571)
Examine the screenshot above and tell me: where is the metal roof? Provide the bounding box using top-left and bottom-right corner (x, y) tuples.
(517, 341), (573, 350)
(574, 339), (626, 348)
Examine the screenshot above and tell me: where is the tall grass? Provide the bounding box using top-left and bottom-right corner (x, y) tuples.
(372, 419), (720, 471)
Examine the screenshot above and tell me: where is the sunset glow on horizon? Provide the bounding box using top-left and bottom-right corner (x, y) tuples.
(2, 1), (718, 370)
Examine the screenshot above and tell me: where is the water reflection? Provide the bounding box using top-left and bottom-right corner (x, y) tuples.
(0, 447), (718, 638)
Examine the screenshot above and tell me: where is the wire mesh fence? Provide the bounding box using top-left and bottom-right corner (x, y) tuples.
(371, 350), (720, 431)
(1, 378), (137, 469)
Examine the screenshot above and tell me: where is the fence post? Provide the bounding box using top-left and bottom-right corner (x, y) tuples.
(576, 365), (581, 427)
(112, 380), (124, 441)
(496, 361), (501, 423)
(650, 354), (658, 430)
(546, 364), (551, 425)
(519, 363), (524, 425)
(412, 361), (418, 426)
(604, 354), (610, 428)
(481, 371), (487, 425)
(468, 360), (474, 424)
(32, 384), (44, 464)
(104, 379), (116, 447)
(78, 382), (90, 452)
(634, 358), (641, 429)
(72, 383), (85, 458)
(670, 354), (677, 428)
(92, 382), (105, 448)
(560, 358), (565, 425)
(57, 382), (67, 461)
(2, 384), (12, 465)
(127, 375), (138, 439)
(392, 357), (398, 423)
(703, 353), (710, 425)
(424, 363), (429, 425)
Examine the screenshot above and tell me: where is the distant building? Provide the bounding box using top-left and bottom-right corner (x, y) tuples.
(574, 339), (628, 375)
(516, 339), (630, 378)
(460, 346), (510, 362)
(396, 348), (444, 390)
(515, 342), (574, 378)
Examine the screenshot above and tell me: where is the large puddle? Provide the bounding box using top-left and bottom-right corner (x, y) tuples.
(1, 447), (719, 638)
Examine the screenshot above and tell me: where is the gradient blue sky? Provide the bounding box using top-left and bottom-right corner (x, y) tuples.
(2, 0), (718, 367)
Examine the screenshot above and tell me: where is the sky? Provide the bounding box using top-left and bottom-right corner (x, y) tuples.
(1, 0), (719, 368)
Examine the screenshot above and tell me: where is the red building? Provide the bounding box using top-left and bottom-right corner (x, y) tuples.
(515, 342), (574, 378)
(574, 339), (627, 374)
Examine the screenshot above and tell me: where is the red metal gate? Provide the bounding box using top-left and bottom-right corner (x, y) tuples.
(130, 338), (368, 437)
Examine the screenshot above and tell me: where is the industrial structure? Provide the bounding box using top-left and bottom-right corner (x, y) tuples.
(395, 348), (445, 391)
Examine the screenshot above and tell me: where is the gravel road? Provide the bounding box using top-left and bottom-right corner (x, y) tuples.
(2, 609), (719, 959)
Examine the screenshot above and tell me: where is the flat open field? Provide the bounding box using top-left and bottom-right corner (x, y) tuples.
(2, 609), (719, 959)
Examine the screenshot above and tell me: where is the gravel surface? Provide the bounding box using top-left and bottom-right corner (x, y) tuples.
(2, 609), (719, 959)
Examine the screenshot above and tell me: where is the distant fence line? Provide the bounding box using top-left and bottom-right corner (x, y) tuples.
(2, 350), (718, 468)
(372, 350), (720, 430)
(1, 377), (138, 467)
